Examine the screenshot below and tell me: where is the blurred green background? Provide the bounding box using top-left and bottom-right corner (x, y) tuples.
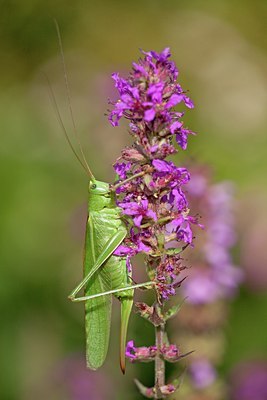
(1, 1), (267, 399)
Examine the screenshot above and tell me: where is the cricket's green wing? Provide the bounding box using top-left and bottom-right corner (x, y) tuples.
(84, 214), (113, 370)
(84, 209), (127, 370)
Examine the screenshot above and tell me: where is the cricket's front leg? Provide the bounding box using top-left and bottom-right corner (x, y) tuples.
(68, 227), (127, 301)
(70, 281), (155, 302)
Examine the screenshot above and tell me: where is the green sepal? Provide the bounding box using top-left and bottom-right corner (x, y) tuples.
(134, 379), (155, 399)
(135, 376), (183, 398)
(165, 247), (183, 256)
(164, 298), (186, 321)
(163, 331), (170, 346)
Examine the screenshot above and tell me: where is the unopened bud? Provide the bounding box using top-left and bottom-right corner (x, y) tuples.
(121, 147), (145, 162)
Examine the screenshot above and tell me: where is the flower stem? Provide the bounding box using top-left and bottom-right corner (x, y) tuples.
(155, 306), (165, 399)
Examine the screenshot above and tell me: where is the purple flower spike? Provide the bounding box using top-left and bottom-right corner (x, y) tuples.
(109, 48), (199, 302)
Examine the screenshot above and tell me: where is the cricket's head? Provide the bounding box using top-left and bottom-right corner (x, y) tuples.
(88, 179), (115, 211)
(89, 179), (109, 195)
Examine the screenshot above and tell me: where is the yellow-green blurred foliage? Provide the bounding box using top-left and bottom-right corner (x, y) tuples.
(1, 1), (267, 399)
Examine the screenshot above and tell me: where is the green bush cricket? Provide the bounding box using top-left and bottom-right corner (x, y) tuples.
(68, 177), (154, 372)
(51, 21), (154, 373)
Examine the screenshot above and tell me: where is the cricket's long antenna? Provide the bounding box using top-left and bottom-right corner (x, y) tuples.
(45, 74), (90, 176)
(54, 19), (94, 179)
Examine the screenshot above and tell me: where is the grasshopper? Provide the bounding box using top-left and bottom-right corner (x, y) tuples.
(51, 21), (154, 373)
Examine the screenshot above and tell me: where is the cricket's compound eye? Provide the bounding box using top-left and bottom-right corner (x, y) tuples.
(91, 183), (97, 190)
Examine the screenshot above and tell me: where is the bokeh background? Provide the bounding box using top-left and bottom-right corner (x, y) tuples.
(1, 1), (267, 399)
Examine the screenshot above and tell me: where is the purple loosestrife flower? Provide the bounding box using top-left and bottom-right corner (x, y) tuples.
(161, 344), (182, 362)
(114, 161), (132, 180)
(126, 340), (157, 362)
(109, 48), (199, 301)
(125, 340), (137, 360)
(119, 198), (157, 227)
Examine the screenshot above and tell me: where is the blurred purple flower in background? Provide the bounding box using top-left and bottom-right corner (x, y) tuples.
(175, 167), (243, 400)
(54, 353), (111, 400)
(229, 360), (267, 400)
(182, 176), (243, 304)
(239, 193), (267, 292)
(189, 359), (217, 389)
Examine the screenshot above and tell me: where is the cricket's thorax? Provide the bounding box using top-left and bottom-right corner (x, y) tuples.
(86, 179), (129, 292)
